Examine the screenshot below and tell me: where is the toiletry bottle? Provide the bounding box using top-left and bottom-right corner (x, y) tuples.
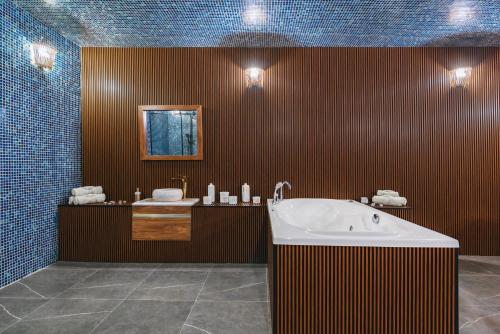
(242, 183), (250, 203)
(208, 183), (215, 203)
(135, 187), (141, 201)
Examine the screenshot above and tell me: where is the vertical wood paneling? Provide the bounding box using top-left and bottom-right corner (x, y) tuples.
(58, 205), (267, 263)
(81, 47), (500, 255)
(269, 244), (458, 334)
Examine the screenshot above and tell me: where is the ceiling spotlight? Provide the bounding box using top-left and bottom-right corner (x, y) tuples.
(245, 67), (264, 88)
(449, 67), (472, 88)
(30, 42), (57, 71)
(449, 1), (475, 24)
(243, 4), (266, 25)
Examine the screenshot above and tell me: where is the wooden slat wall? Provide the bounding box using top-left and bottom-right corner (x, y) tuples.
(81, 47), (500, 255)
(270, 245), (458, 334)
(58, 205), (267, 263)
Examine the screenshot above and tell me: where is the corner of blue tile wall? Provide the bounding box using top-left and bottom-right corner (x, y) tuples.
(0, 0), (81, 288)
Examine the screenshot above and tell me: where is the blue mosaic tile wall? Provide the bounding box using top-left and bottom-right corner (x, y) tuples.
(0, 0), (81, 288)
(10, 0), (500, 47)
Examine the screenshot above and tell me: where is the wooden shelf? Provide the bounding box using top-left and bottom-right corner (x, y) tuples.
(59, 203), (132, 207)
(359, 202), (412, 210)
(195, 202), (265, 208)
(60, 198), (266, 209)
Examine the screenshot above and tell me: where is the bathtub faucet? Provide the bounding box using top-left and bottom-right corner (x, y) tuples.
(273, 182), (283, 205)
(273, 181), (292, 205)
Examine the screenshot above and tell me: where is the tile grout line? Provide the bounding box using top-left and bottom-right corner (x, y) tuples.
(0, 303), (21, 321)
(87, 264), (160, 334)
(183, 323), (212, 334)
(16, 283), (47, 299)
(69, 283), (131, 290)
(460, 310), (500, 329)
(134, 282), (202, 291)
(266, 268), (271, 334)
(200, 282), (265, 295)
(29, 311), (111, 321)
(179, 265), (212, 334)
(0, 268), (99, 334)
(460, 273), (500, 277)
(0, 265), (53, 292)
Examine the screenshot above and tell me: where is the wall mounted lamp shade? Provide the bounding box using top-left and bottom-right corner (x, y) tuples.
(245, 67), (264, 88)
(30, 43), (57, 71)
(450, 67), (472, 88)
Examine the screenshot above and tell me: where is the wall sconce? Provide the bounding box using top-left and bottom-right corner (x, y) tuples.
(30, 42), (57, 71)
(245, 67), (264, 88)
(449, 67), (472, 88)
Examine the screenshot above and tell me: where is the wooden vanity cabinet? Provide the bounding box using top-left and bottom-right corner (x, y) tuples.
(132, 205), (191, 241)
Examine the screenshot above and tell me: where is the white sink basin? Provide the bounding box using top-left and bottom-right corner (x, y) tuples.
(133, 198), (200, 206)
(152, 188), (183, 202)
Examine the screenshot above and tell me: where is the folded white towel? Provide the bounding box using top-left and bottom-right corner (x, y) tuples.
(372, 195), (407, 206)
(71, 194), (106, 205)
(71, 186), (103, 196)
(376, 190), (399, 197)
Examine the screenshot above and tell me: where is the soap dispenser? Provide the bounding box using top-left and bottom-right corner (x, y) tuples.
(208, 183), (215, 203)
(242, 183), (250, 203)
(135, 188), (141, 202)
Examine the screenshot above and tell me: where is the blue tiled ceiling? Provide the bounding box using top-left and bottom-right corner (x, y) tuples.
(11, 0), (500, 46)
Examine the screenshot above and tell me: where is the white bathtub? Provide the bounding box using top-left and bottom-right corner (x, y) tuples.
(267, 198), (459, 248)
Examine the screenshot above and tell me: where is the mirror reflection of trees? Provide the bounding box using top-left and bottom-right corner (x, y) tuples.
(146, 110), (198, 156)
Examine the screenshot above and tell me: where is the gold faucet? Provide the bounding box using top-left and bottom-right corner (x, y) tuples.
(171, 176), (188, 199)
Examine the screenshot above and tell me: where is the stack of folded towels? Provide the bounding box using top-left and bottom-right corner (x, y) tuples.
(69, 186), (106, 205)
(372, 190), (407, 207)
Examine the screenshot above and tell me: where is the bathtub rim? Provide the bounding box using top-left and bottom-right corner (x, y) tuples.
(267, 198), (460, 248)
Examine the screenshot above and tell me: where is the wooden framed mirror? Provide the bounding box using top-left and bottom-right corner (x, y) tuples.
(138, 105), (203, 160)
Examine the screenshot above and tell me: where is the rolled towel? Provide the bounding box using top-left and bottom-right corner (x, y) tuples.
(71, 186), (103, 196)
(72, 193), (106, 205)
(372, 195), (407, 207)
(68, 196), (74, 205)
(376, 190), (399, 197)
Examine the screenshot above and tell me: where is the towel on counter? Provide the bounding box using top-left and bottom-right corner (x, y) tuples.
(376, 190), (399, 197)
(71, 186), (103, 196)
(69, 193), (106, 205)
(372, 195), (407, 207)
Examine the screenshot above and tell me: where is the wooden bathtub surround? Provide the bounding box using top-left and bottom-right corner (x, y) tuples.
(132, 205), (192, 241)
(268, 242), (458, 333)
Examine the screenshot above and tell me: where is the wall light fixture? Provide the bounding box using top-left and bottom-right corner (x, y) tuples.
(30, 42), (57, 71)
(449, 67), (472, 88)
(245, 67), (264, 88)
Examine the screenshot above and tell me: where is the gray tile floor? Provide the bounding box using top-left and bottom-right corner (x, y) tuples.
(459, 256), (500, 333)
(0, 263), (270, 334)
(0, 257), (499, 333)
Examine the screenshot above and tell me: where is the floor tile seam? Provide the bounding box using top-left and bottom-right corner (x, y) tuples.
(0, 303), (22, 321)
(179, 267), (212, 334)
(0, 266), (51, 292)
(183, 323), (212, 334)
(87, 266), (158, 334)
(0, 268), (99, 334)
(200, 282), (266, 296)
(194, 300), (269, 303)
(460, 310), (500, 329)
(459, 273), (500, 276)
(26, 310), (111, 322)
(134, 283), (203, 291)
